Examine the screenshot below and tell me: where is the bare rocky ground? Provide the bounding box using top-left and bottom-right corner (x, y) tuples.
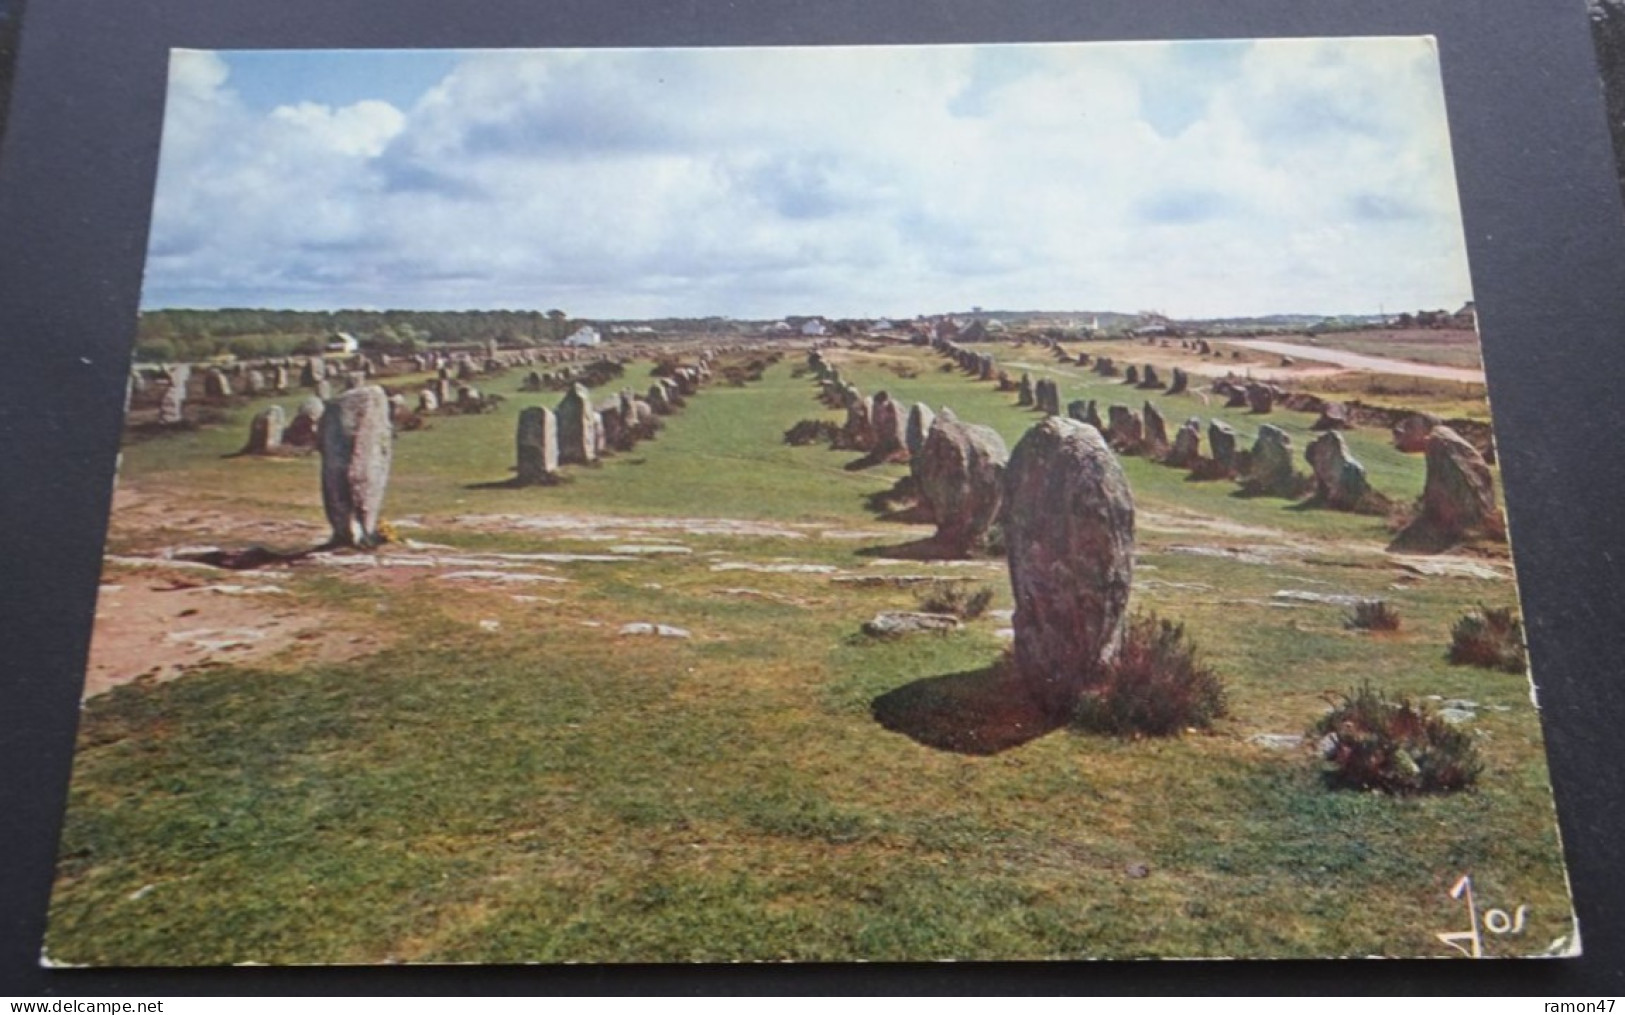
(88, 477), (1512, 701)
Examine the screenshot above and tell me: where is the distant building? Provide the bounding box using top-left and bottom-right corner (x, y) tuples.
(1450, 302), (1477, 330)
(563, 326), (601, 347)
(800, 319), (827, 337)
(326, 332), (360, 354)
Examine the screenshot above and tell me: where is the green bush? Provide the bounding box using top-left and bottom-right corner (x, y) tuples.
(1312, 684), (1481, 794)
(1072, 614), (1227, 737)
(1448, 606), (1527, 673)
(914, 581), (994, 620)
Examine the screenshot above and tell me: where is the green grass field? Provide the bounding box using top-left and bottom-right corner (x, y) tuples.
(46, 344), (1574, 963)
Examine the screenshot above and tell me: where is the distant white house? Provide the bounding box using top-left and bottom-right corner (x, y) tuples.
(563, 325), (602, 347)
(800, 319), (827, 337)
(870, 319), (894, 332)
(326, 332), (360, 354)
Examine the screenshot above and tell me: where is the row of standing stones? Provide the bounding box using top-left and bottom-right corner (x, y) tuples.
(200, 348), (731, 547)
(808, 347), (1129, 720)
(806, 333), (1505, 719)
(930, 336), (1504, 543)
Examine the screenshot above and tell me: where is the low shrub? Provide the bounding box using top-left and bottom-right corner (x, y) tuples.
(914, 581), (994, 620)
(1346, 599), (1401, 631)
(1072, 614), (1227, 737)
(1448, 606), (1527, 673)
(1311, 684), (1482, 794)
(782, 419), (842, 447)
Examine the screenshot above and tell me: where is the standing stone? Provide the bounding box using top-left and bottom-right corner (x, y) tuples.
(630, 399), (658, 439)
(648, 383), (673, 415)
(1035, 379), (1061, 416)
(1017, 373), (1035, 407)
(1244, 424), (1298, 496)
(1245, 383), (1275, 414)
(417, 388), (439, 413)
(1105, 404), (1143, 453)
(1167, 368), (1189, 395)
(318, 386), (393, 548)
(871, 391), (908, 459)
(1418, 426), (1503, 538)
(244, 405), (285, 454)
(244, 369), (266, 395)
(1004, 417), (1136, 719)
(915, 417), (1010, 555)
(598, 403), (626, 452)
(1392, 412), (1442, 452)
(1138, 365), (1164, 390)
(1123, 365), (1140, 385)
(1142, 401), (1169, 457)
(434, 378), (455, 408)
(1306, 431), (1372, 510)
(1166, 417), (1203, 467)
(282, 396), (324, 447)
(843, 396), (875, 451)
(157, 381), (186, 424)
(300, 359), (320, 388)
(272, 365), (290, 391)
(313, 379), (332, 401)
(204, 369), (232, 398)
(1208, 420), (1239, 476)
(556, 383), (598, 465)
(1311, 402), (1352, 431)
(516, 406), (559, 485)
(904, 403), (936, 460)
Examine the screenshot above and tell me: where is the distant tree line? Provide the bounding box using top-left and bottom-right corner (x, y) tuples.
(133, 308), (766, 363)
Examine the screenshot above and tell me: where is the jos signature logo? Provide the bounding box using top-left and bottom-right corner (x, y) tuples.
(1436, 874), (1529, 958)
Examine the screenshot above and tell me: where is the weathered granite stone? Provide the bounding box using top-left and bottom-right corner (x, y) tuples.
(916, 416), (1010, 555)
(1166, 417), (1202, 467)
(516, 406), (559, 485)
(1106, 404), (1143, 453)
(1306, 431), (1372, 509)
(1004, 417), (1135, 719)
(1244, 424), (1297, 496)
(244, 405), (284, 454)
(1142, 401), (1169, 457)
(318, 386), (393, 547)
(1393, 412), (1442, 453)
(556, 383), (598, 465)
(1419, 425), (1503, 538)
(905, 402), (936, 459)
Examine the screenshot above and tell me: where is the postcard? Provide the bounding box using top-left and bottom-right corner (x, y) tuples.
(44, 38), (1578, 964)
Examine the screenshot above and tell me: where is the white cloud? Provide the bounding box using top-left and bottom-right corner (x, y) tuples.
(141, 40), (1473, 317)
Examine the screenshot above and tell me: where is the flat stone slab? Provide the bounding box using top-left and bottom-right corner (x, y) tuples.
(1246, 733), (1306, 750)
(711, 562), (838, 574)
(1271, 589), (1371, 606)
(618, 622), (692, 638)
(439, 571), (571, 584)
(861, 611), (961, 636)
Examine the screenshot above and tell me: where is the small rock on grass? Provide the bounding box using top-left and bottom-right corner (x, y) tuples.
(862, 612), (960, 637)
(619, 622), (692, 639)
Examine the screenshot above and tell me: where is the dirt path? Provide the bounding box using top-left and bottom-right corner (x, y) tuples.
(84, 567), (386, 699)
(1223, 339), (1487, 384)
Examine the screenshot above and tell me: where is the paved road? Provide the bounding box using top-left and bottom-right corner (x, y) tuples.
(1225, 338), (1486, 384)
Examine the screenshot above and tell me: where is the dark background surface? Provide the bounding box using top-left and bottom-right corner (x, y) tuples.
(2, 0), (1623, 995)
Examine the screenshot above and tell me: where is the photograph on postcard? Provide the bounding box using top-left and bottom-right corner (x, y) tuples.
(44, 38), (1578, 964)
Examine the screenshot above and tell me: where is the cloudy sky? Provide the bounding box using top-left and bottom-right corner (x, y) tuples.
(142, 39), (1474, 319)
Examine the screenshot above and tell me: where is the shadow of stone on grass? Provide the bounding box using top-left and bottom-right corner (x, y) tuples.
(871, 663), (1065, 755)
